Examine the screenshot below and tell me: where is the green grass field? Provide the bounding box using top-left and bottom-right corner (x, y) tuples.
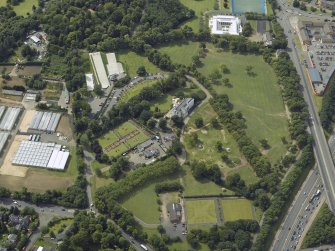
(121, 80), (157, 103)
(49, 219), (73, 234)
(0, 0), (6, 6)
(227, 166), (259, 185)
(117, 51), (163, 77)
(98, 121), (149, 157)
(179, 0), (216, 31)
(221, 199), (254, 221)
(12, 0), (38, 16)
(185, 200), (217, 224)
(116, 121), (141, 137)
(122, 183), (161, 224)
(199, 46), (289, 163)
(182, 166), (235, 197)
(159, 42), (200, 66)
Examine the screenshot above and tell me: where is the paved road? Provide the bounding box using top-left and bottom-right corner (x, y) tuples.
(272, 167), (323, 251)
(83, 150), (149, 251)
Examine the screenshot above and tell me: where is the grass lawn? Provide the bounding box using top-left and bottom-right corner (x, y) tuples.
(159, 42), (200, 66)
(221, 199), (254, 221)
(179, 0), (216, 32)
(150, 94), (173, 113)
(227, 166), (259, 185)
(90, 176), (114, 200)
(199, 46), (289, 163)
(98, 131), (119, 148)
(0, 0), (6, 6)
(185, 103), (256, 180)
(117, 51), (163, 77)
(99, 121), (148, 157)
(41, 54), (67, 78)
(43, 82), (63, 101)
(12, 0), (38, 16)
(122, 183), (161, 224)
(121, 80), (157, 103)
(33, 239), (57, 249)
(314, 95), (323, 112)
(182, 166), (234, 196)
(49, 219), (73, 234)
(116, 121), (140, 137)
(185, 199), (217, 224)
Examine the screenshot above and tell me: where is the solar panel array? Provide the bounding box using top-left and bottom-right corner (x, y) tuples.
(0, 107), (21, 131)
(0, 132), (9, 154)
(29, 112), (61, 133)
(12, 141), (69, 170)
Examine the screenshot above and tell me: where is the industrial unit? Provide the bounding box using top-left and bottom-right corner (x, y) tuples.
(0, 132), (9, 155)
(12, 141), (69, 170)
(0, 107), (21, 131)
(29, 111), (61, 133)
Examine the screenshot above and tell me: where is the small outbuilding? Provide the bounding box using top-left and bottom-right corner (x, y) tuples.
(167, 203), (182, 223)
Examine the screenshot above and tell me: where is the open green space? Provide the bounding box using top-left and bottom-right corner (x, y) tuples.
(179, 0), (216, 31)
(0, 0), (6, 6)
(221, 199), (254, 221)
(12, 0), (38, 16)
(228, 166), (259, 185)
(41, 54), (67, 78)
(98, 121), (149, 157)
(43, 82), (63, 101)
(122, 173), (181, 225)
(185, 199), (217, 224)
(122, 183), (160, 224)
(159, 42), (199, 66)
(90, 176), (114, 200)
(198, 46), (289, 163)
(115, 121), (140, 137)
(183, 165), (234, 197)
(117, 51), (163, 77)
(49, 219), (73, 234)
(121, 80), (157, 103)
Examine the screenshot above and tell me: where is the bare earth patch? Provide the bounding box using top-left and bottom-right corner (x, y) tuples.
(0, 135), (29, 177)
(57, 115), (73, 140)
(19, 109), (36, 133)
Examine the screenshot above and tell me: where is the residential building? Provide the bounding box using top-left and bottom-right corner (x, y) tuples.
(209, 15), (242, 35)
(166, 98), (194, 118)
(7, 234), (17, 244)
(8, 214), (19, 227)
(167, 203), (182, 223)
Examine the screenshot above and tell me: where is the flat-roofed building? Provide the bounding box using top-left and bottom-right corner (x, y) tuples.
(209, 15), (242, 35)
(85, 74), (95, 91)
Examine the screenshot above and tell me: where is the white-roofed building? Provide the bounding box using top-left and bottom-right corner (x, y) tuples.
(12, 141), (69, 170)
(85, 74), (95, 91)
(106, 53), (126, 81)
(209, 15), (242, 35)
(89, 52), (110, 89)
(30, 35), (41, 44)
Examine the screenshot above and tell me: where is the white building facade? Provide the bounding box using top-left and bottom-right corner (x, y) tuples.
(209, 15), (242, 35)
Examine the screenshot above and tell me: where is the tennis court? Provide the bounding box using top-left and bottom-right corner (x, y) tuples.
(232, 0), (267, 15)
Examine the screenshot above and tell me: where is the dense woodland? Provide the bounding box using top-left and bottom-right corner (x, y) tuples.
(302, 204), (335, 248)
(58, 211), (135, 251)
(320, 80), (335, 133)
(0, 7), (38, 61)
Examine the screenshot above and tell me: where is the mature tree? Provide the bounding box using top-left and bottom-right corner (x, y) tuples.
(137, 66), (147, 76)
(242, 22), (253, 37)
(195, 117), (204, 128)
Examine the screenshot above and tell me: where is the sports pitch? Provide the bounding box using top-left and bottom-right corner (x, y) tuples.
(232, 0), (266, 15)
(221, 199), (254, 221)
(99, 121), (149, 157)
(185, 200), (217, 224)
